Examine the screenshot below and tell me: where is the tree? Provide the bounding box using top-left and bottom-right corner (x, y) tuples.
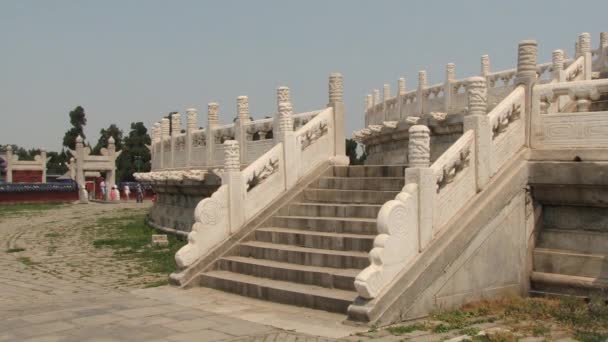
(345, 139), (367, 165)
(62, 106), (87, 150)
(93, 124), (123, 154)
(116, 122), (151, 182)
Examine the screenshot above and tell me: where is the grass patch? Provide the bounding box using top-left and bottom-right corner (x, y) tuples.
(6, 248), (25, 253)
(92, 213), (186, 275)
(387, 322), (428, 335)
(45, 232), (62, 238)
(0, 203), (65, 217)
(460, 327), (481, 336)
(575, 330), (608, 342)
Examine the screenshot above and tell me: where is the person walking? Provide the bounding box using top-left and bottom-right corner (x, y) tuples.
(99, 178), (107, 201)
(135, 183), (143, 203)
(123, 184), (130, 201)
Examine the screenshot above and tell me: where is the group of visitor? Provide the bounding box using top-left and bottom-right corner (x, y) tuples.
(97, 178), (144, 202)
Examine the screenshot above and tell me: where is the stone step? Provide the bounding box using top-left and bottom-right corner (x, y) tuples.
(537, 229), (608, 255)
(530, 271), (608, 298)
(199, 270), (357, 313)
(270, 216), (377, 235)
(311, 177), (404, 191)
(216, 256), (359, 291)
(329, 165), (405, 178)
(236, 241), (370, 269)
(542, 205), (608, 232)
(302, 188), (398, 204)
(533, 248), (608, 279)
(531, 184), (608, 207)
(278, 203), (381, 219)
(254, 227), (375, 252)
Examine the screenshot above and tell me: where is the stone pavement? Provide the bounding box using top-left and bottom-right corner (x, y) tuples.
(0, 202), (361, 341)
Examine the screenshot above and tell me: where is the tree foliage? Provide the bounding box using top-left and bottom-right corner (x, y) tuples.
(93, 124), (123, 154)
(116, 122), (151, 182)
(346, 139), (367, 165)
(62, 106), (87, 150)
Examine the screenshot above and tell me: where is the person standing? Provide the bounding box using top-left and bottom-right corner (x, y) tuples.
(136, 183), (143, 203)
(123, 184), (130, 201)
(99, 178), (107, 201)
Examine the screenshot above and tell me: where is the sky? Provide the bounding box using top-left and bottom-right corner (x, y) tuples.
(1, 0), (607, 151)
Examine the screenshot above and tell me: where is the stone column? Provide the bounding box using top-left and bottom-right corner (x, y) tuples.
(445, 63), (455, 112)
(40, 149), (47, 183)
(417, 70), (427, 116)
(464, 76), (491, 191)
(579, 32), (592, 80)
(69, 157), (76, 180)
(75, 136), (86, 200)
(206, 103), (219, 167)
(185, 108), (197, 168)
(404, 125), (435, 250)
(328, 73), (348, 165)
(235, 96), (249, 165)
(160, 118), (170, 169)
(5, 145), (13, 183)
(515, 40), (538, 146)
(223, 140), (244, 233)
(170, 113), (181, 168)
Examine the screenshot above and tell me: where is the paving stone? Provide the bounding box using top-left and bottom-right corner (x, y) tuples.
(162, 317), (223, 332)
(12, 321), (76, 338)
(70, 313), (124, 326)
(166, 329), (234, 341)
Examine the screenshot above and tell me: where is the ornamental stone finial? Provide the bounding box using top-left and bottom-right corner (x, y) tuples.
(171, 113), (181, 135)
(208, 102), (219, 126)
(76, 135), (84, 144)
(579, 32), (591, 54)
(446, 63), (455, 81)
(108, 136), (115, 145)
(481, 55), (490, 76)
(516, 40), (538, 83)
(398, 78), (406, 95)
(223, 140), (240, 171)
(278, 101), (294, 133)
(552, 49), (564, 72)
(329, 72), (343, 103)
(418, 70), (427, 89)
(186, 108), (198, 131)
(161, 118), (170, 137)
(237, 96), (249, 121)
(277, 86), (290, 104)
(373, 89), (380, 106)
(383, 84), (390, 101)
(408, 125), (430, 168)
(466, 76), (487, 116)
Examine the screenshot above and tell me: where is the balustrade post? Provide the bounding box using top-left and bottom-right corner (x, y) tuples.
(481, 55), (490, 77)
(579, 32), (592, 80)
(223, 140), (244, 233)
(185, 108), (197, 168)
(600, 32), (608, 74)
(160, 118), (170, 169)
(464, 76), (491, 190)
(365, 94), (372, 127)
(417, 71), (427, 116)
(445, 63), (455, 112)
(278, 94), (298, 189)
(274, 87), (290, 145)
(372, 89), (380, 125)
(552, 50), (565, 111)
(398, 78), (406, 119)
(206, 103), (219, 167)
(235, 96), (250, 166)
(515, 39), (538, 146)
(383, 83), (390, 121)
(5, 145), (13, 183)
(151, 122), (160, 170)
(40, 149), (47, 183)
(75, 136), (86, 200)
(170, 113), (181, 168)
(404, 125), (434, 251)
(328, 73), (349, 165)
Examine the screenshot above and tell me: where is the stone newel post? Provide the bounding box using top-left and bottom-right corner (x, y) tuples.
(465, 76), (491, 191)
(404, 125), (435, 251)
(328, 72), (348, 165)
(185, 108), (197, 168)
(579, 32), (592, 80)
(223, 140), (244, 233)
(170, 113), (181, 168)
(515, 40), (538, 146)
(445, 63), (455, 112)
(417, 71), (427, 116)
(206, 103), (219, 167)
(552, 49), (564, 82)
(160, 118), (170, 169)
(277, 87), (298, 188)
(600, 32), (608, 74)
(235, 96), (249, 165)
(5, 145), (13, 183)
(398, 78), (406, 96)
(481, 55), (490, 76)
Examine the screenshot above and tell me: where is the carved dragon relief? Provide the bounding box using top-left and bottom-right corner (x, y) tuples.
(300, 120), (328, 150)
(246, 158), (279, 191)
(435, 143), (472, 192)
(491, 103), (522, 139)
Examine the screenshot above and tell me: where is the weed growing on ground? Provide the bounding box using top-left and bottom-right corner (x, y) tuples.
(0, 203), (64, 218)
(6, 248), (25, 253)
(92, 212), (186, 277)
(143, 279), (170, 288)
(460, 327), (481, 336)
(387, 322), (428, 335)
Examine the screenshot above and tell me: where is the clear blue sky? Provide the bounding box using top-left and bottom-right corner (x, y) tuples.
(1, 0), (606, 151)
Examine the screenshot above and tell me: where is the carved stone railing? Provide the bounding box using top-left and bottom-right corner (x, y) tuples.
(3, 146), (49, 183)
(531, 78), (608, 149)
(171, 73), (348, 270)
